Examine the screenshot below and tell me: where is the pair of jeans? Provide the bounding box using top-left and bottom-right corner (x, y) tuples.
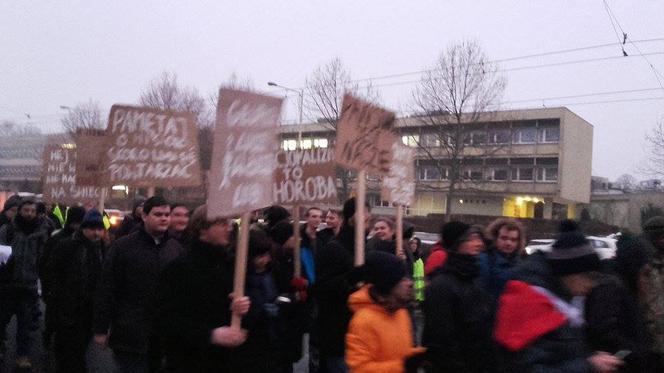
(0, 290), (40, 357)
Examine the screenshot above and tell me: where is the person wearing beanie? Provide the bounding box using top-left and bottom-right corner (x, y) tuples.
(494, 220), (623, 372)
(345, 251), (425, 373)
(424, 221), (471, 277)
(422, 221), (494, 372)
(49, 208), (107, 373)
(40, 205), (87, 347)
(315, 197), (371, 373)
(585, 233), (662, 372)
(0, 194), (21, 229)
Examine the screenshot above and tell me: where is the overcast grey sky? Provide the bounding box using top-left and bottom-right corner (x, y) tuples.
(1, 1), (663, 180)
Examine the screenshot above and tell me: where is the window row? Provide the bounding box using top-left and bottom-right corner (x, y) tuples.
(418, 165), (558, 182)
(281, 138), (329, 151)
(402, 126), (560, 148)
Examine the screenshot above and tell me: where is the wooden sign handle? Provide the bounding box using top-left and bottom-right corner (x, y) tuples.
(396, 203), (404, 258)
(231, 211), (251, 330)
(147, 187), (156, 197)
(355, 170), (366, 266)
(292, 205), (302, 278)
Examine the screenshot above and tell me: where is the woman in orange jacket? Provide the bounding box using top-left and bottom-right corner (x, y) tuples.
(345, 251), (425, 373)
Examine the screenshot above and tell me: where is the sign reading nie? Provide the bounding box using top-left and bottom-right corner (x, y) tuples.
(273, 148), (338, 205)
(42, 144), (105, 204)
(335, 94), (397, 174)
(381, 142), (415, 206)
(103, 105), (202, 187)
(207, 89), (283, 218)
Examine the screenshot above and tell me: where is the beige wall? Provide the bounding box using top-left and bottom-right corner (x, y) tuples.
(559, 110), (593, 203)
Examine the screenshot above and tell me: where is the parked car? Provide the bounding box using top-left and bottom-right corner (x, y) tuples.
(525, 236), (617, 259)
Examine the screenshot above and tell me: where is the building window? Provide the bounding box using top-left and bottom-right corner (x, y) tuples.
(313, 138), (328, 148)
(513, 128), (537, 144)
(463, 131), (488, 146)
(488, 168), (508, 181)
(419, 166), (448, 181)
(421, 133), (441, 147)
(512, 167), (534, 181)
(488, 129), (510, 144)
(539, 127), (560, 143)
(537, 167), (558, 182)
(282, 139), (297, 151)
(402, 135), (419, 147)
(300, 139), (313, 149)
(463, 168), (484, 181)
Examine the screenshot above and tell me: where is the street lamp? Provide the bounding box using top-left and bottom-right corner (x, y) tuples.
(267, 82), (303, 125)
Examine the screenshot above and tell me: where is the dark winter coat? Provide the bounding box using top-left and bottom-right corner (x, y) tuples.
(0, 218), (49, 292)
(585, 272), (657, 372)
(51, 231), (106, 326)
(317, 227), (337, 248)
(314, 224), (363, 357)
(493, 251), (593, 373)
(478, 247), (521, 299)
(40, 226), (77, 297)
(115, 214), (142, 238)
(157, 239), (235, 373)
(422, 252), (495, 373)
(94, 228), (184, 354)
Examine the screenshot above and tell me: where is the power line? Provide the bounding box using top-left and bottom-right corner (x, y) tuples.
(503, 87), (663, 104)
(511, 95), (664, 107)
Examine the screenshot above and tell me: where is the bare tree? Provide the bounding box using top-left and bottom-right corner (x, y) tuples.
(615, 173), (637, 191)
(411, 40), (507, 218)
(60, 100), (105, 135)
(304, 57), (379, 201)
(644, 117), (664, 178)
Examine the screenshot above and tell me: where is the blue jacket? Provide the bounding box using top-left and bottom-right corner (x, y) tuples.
(478, 248), (520, 299)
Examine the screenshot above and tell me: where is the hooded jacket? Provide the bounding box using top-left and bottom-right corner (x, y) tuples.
(346, 286), (424, 373)
(0, 217), (49, 291)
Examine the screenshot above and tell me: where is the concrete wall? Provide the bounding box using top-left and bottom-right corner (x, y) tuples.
(559, 110), (593, 203)
(588, 192), (664, 233)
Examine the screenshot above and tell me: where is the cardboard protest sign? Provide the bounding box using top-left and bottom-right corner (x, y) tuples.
(42, 144), (106, 204)
(335, 94), (397, 174)
(75, 128), (106, 186)
(103, 105), (202, 188)
(274, 147), (338, 205)
(381, 142), (415, 206)
(207, 89), (283, 218)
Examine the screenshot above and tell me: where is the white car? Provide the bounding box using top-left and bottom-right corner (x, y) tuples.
(525, 236), (617, 260)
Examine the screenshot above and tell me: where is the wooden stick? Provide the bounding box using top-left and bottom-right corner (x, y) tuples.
(292, 205), (302, 278)
(231, 211), (251, 330)
(147, 187), (156, 197)
(396, 203), (404, 258)
(99, 188), (106, 212)
(355, 170), (366, 266)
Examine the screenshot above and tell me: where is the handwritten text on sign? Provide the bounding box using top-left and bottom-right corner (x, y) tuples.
(274, 148), (338, 205)
(208, 89), (282, 218)
(381, 142), (415, 205)
(335, 94), (397, 174)
(43, 144), (105, 204)
(104, 105), (201, 187)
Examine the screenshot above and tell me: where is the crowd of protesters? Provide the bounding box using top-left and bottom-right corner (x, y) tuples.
(1, 194), (664, 372)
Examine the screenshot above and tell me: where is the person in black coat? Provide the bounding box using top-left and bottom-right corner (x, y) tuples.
(314, 198), (370, 373)
(93, 196), (185, 372)
(585, 233), (660, 372)
(422, 222), (494, 373)
(51, 209), (107, 373)
(157, 205), (250, 373)
(115, 197), (145, 238)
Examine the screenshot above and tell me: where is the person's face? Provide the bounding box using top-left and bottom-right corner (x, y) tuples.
(82, 227), (105, 242)
(4, 206), (17, 220)
(457, 234), (485, 256)
(409, 240), (419, 253)
(306, 209), (322, 230)
(253, 253), (272, 273)
(199, 220), (233, 246)
(325, 211), (340, 229)
(169, 206), (190, 233)
(390, 277), (414, 308)
(18, 203), (37, 221)
(374, 221), (394, 241)
(561, 273), (596, 296)
(496, 227), (520, 255)
(143, 205), (171, 235)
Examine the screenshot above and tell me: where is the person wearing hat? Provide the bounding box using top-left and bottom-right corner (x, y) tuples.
(494, 220), (623, 372)
(345, 251), (425, 373)
(421, 221), (494, 372)
(315, 197), (371, 373)
(424, 220), (473, 277)
(641, 216), (664, 359)
(0, 194), (21, 229)
(49, 209), (107, 373)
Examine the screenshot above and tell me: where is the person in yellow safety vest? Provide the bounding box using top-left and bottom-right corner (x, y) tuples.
(407, 237), (425, 302)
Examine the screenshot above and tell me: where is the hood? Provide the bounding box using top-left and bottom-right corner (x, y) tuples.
(348, 285), (382, 314)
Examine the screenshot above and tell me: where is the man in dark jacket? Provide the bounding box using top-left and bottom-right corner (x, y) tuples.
(51, 209), (107, 373)
(422, 221), (494, 373)
(478, 218), (525, 299)
(0, 195), (21, 229)
(115, 197), (145, 238)
(315, 198), (370, 373)
(0, 199), (49, 370)
(93, 196), (184, 372)
(494, 221), (623, 372)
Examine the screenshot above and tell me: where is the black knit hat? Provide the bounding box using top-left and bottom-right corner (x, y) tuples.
(2, 195), (21, 212)
(269, 219), (294, 246)
(441, 221), (484, 252)
(365, 251), (406, 296)
(80, 209), (105, 230)
(342, 198), (371, 222)
(65, 206), (86, 227)
(248, 229), (273, 259)
(263, 205), (290, 229)
(547, 220), (600, 276)
(643, 216), (664, 242)
(615, 233), (652, 278)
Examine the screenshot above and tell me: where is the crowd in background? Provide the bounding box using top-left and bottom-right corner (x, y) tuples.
(1, 193), (664, 372)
